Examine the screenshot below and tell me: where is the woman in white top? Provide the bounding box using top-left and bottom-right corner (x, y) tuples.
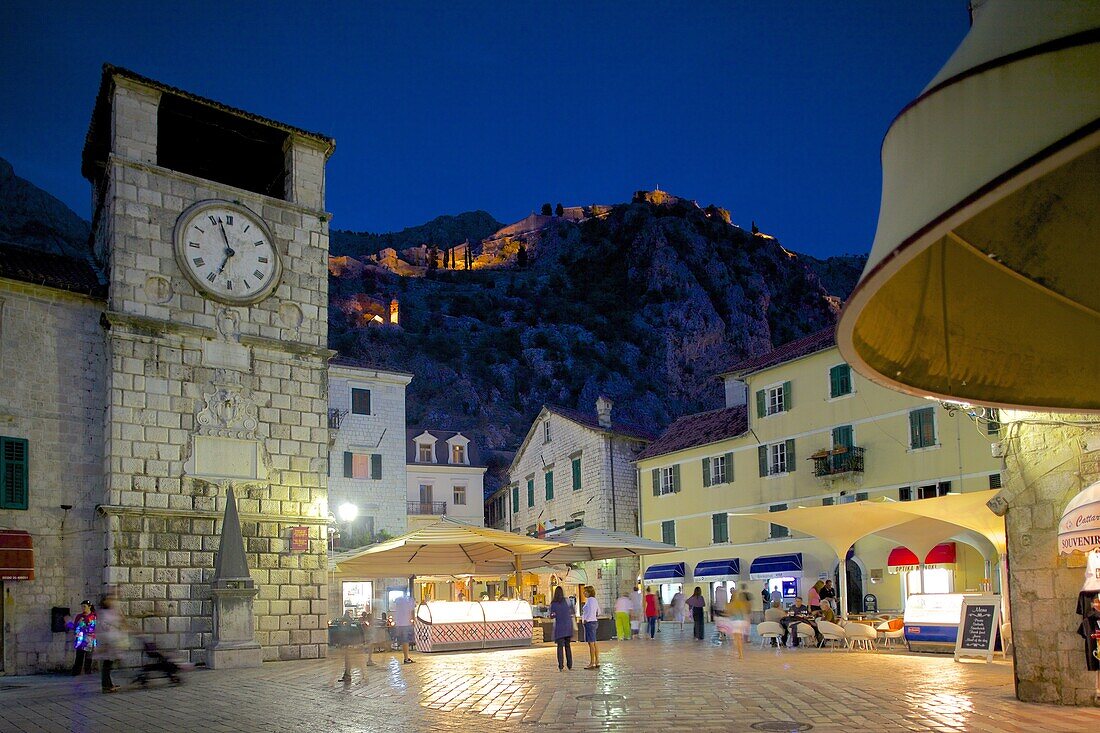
(670, 590), (687, 630)
(581, 585), (601, 669)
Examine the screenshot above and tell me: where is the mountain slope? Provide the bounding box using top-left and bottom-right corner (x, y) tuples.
(331, 211), (502, 259)
(0, 157), (91, 260)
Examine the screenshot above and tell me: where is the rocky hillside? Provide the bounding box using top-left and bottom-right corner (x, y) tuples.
(331, 196), (866, 450)
(0, 157), (91, 259)
(331, 211), (502, 260)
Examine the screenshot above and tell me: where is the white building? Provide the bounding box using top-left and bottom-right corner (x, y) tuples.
(327, 359), (413, 540)
(497, 397), (654, 609)
(406, 429), (487, 528)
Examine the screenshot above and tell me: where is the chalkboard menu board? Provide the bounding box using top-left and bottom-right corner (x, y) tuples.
(954, 595), (1001, 662)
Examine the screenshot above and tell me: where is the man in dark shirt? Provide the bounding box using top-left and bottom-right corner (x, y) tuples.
(779, 597), (822, 647)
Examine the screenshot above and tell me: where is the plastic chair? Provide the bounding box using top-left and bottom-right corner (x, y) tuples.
(795, 626), (816, 647)
(757, 621), (783, 649)
(875, 620), (905, 649)
(1000, 621), (1013, 658)
(815, 620), (846, 650)
(845, 622), (878, 651)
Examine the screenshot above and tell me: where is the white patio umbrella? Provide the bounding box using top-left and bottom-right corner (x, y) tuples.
(836, 0), (1100, 411)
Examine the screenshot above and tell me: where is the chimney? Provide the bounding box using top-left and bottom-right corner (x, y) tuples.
(596, 396), (613, 428)
(723, 376), (748, 408)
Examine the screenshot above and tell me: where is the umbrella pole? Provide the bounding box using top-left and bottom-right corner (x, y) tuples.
(514, 556), (522, 602)
(838, 554), (848, 620)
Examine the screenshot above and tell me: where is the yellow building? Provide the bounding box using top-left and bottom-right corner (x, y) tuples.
(637, 327), (1003, 614)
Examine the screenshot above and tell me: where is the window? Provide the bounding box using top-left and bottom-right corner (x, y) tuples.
(829, 364), (852, 398)
(544, 470), (554, 501)
(417, 443), (433, 463)
(758, 439), (796, 476)
(527, 477), (534, 508)
(571, 457), (582, 491)
(351, 388), (371, 415)
(453, 485), (466, 505)
(899, 486), (912, 502)
(832, 425), (854, 449)
(987, 409), (1001, 435)
(916, 482), (951, 500)
(451, 444), (465, 464)
(1, 436), (28, 510)
(511, 485), (519, 513)
(989, 473), (1002, 489)
(712, 513), (728, 544)
(769, 503), (789, 539)
(419, 484), (433, 503)
(909, 407), (937, 449)
(661, 520), (676, 546)
(755, 382), (791, 417)
(543, 420), (552, 443)
(702, 453), (733, 486)
(343, 451), (381, 480)
(822, 497), (835, 506)
(652, 465), (680, 496)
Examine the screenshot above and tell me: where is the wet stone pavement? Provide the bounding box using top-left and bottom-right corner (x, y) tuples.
(1, 624), (1097, 732)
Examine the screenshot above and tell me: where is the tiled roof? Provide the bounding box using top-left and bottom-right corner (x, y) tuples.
(722, 327), (837, 377)
(545, 404), (658, 442)
(635, 405), (748, 461)
(406, 429), (485, 468)
(0, 241), (106, 298)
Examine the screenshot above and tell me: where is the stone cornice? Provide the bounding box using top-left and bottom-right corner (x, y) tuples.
(103, 310), (215, 339)
(96, 504), (329, 526)
(239, 333), (336, 360)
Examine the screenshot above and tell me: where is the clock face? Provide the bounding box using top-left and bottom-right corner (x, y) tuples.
(174, 201), (282, 305)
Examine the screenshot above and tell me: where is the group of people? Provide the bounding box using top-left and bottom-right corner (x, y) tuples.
(65, 595), (125, 693)
(549, 584), (604, 670)
(612, 585), (662, 641)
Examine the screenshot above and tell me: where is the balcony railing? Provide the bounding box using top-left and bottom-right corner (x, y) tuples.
(328, 409), (348, 430)
(811, 446), (865, 478)
(407, 501), (447, 515)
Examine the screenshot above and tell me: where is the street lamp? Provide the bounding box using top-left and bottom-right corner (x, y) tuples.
(338, 502), (359, 523)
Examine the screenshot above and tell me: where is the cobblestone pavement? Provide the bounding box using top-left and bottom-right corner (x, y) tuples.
(2, 625), (1098, 732)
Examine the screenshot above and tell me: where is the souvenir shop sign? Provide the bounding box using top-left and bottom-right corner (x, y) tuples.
(954, 595), (1001, 663)
(1059, 480), (1100, 555)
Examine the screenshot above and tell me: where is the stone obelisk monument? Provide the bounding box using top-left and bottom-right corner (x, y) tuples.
(207, 487), (262, 668)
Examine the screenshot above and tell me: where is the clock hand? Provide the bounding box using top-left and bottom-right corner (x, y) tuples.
(216, 221), (236, 275)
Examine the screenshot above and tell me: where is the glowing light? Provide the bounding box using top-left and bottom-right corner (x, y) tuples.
(338, 502), (359, 523)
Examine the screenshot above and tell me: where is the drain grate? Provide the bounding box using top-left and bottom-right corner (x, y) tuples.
(576, 693), (625, 702)
(750, 722), (813, 732)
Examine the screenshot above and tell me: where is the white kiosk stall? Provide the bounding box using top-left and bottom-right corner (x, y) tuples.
(414, 600), (533, 652)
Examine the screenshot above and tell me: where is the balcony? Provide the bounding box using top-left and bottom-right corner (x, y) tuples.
(811, 446), (865, 478)
(407, 501), (447, 515)
(328, 409), (348, 430)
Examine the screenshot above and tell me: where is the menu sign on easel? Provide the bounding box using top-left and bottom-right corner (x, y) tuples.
(954, 595), (1001, 662)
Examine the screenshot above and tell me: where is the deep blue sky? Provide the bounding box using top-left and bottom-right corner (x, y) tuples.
(0, 2), (968, 258)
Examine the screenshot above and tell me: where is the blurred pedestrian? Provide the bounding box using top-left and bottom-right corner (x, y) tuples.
(393, 589), (416, 664)
(549, 586), (574, 671)
(97, 595), (125, 693)
(613, 591), (632, 641)
(629, 585), (643, 640)
(67, 600), (96, 676)
(670, 589), (686, 631)
(644, 586), (659, 639)
(686, 587), (706, 640)
(581, 585), (601, 669)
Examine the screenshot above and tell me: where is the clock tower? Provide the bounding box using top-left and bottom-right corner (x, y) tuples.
(82, 65), (336, 663)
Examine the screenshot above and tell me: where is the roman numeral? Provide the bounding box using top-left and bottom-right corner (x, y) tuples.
(226, 281), (233, 291)
(208, 215), (218, 226)
(225, 215), (234, 225)
(254, 240), (264, 247)
(253, 270), (264, 280)
(188, 242), (201, 248)
(193, 257), (205, 267)
(193, 226), (205, 234)
(244, 280), (252, 290)
(258, 257), (269, 264)
(205, 272), (217, 283)
(243, 225), (250, 233)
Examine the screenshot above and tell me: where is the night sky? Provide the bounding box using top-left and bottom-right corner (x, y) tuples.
(0, 1), (969, 258)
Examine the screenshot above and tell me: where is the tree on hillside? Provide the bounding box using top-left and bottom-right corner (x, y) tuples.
(517, 244), (528, 269)
(427, 243), (439, 271)
(541, 203), (552, 216)
(555, 203), (564, 217)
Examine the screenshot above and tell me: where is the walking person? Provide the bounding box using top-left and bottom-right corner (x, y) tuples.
(629, 585), (644, 640)
(613, 591), (632, 640)
(761, 584), (771, 612)
(643, 586), (659, 639)
(686, 586), (706, 640)
(393, 589), (416, 664)
(67, 600), (96, 676)
(97, 594), (125, 693)
(581, 585), (601, 669)
(712, 585), (728, 639)
(670, 589), (686, 631)
(549, 586), (574, 671)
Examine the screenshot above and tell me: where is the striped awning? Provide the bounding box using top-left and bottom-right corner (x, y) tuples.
(749, 553), (803, 580)
(692, 558), (741, 582)
(887, 542), (957, 573)
(643, 562), (687, 582)
(0, 530), (34, 581)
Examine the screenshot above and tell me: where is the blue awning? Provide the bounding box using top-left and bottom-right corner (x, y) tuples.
(749, 553), (803, 580)
(643, 562), (687, 582)
(692, 558), (741, 582)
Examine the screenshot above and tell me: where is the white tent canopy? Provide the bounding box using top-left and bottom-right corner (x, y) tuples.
(519, 526), (682, 565)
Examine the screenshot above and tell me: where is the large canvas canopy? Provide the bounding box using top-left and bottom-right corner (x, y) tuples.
(519, 526), (681, 565)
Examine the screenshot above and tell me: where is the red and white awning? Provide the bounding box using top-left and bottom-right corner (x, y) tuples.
(887, 542), (957, 574)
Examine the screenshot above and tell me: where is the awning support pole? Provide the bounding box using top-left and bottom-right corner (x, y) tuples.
(838, 554), (849, 620)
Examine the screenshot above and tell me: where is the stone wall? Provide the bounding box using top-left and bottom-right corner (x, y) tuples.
(0, 281), (106, 674)
(997, 411), (1100, 705)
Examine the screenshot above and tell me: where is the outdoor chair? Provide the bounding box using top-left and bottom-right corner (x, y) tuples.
(876, 620), (905, 649)
(815, 620), (846, 650)
(845, 621), (878, 651)
(757, 621), (784, 650)
(795, 626), (816, 647)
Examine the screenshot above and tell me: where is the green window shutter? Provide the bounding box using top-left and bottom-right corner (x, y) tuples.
(724, 453), (734, 482)
(755, 389), (765, 418)
(701, 458), (711, 487)
(829, 365), (840, 398)
(1, 437), (29, 510)
(371, 454), (382, 480)
(545, 471), (554, 500)
(758, 445), (768, 477)
(712, 513), (720, 542)
(785, 439), (796, 470)
(512, 486), (519, 512)
(782, 381), (792, 411)
(343, 452), (353, 478)
(527, 479), (534, 507)
(572, 458), (581, 491)
(651, 468), (660, 496)
(672, 464), (681, 493)
(832, 425), (853, 449)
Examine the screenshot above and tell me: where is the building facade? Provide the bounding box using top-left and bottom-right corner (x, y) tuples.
(327, 362), (413, 540)
(637, 328), (1003, 613)
(498, 397), (654, 609)
(406, 429), (487, 528)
